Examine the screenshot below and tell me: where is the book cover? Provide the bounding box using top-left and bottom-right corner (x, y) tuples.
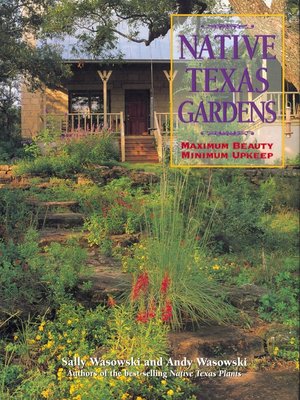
(0, 1), (299, 399)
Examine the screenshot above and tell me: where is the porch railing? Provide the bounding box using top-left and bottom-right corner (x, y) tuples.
(155, 92), (300, 135)
(252, 91), (300, 121)
(42, 112), (126, 162)
(43, 112), (123, 135)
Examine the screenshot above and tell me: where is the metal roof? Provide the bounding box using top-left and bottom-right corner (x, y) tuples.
(40, 23), (171, 62)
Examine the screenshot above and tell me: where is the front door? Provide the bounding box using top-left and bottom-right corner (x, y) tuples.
(125, 90), (149, 135)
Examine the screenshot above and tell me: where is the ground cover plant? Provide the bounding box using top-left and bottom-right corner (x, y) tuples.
(0, 229), (89, 320)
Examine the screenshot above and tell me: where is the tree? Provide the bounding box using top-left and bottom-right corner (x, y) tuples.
(0, 0), (69, 88)
(228, 0), (299, 91)
(42, 0), (212, 54)
(43, 0), (298, 90)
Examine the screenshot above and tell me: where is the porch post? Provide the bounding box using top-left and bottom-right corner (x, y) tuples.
(150, 60), (154, 131)
(163, 70), (178, 94)
(163, 69), (178, 134)
(97, 70), (112, 128)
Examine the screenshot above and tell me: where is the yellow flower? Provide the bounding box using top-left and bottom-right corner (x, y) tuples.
(167, 389), (174, 396)
(48, 332), (53, 340)
(136, 397), (144, 400)
(273, 346), (279, 356)
(57, 368), (64, 381)
(109, 380), (116, 387)
(121, 394), (130, 400)
(35, 335), (41, 341)
(118, 375), (127, 381)
(67, 319), (72, 325)
(39, 321), (46, 331)
(46, 340), (54, 349)
(161, 380), (167, 386)
(290, 337), (296, 345)
(70, 384), (76, 395)
(41, 389), (51, 398)
(295, 361), (299, 370)
(13, 335), (19, 341)
(212, 265), (220, 270)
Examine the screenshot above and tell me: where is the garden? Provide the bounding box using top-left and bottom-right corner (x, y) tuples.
(0, 130), (299, 400)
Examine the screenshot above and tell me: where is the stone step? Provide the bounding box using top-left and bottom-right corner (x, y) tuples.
(37, 212), (84, 228)
(77, 251), (131, 304)
(125, 152), (158, 157)
(169, 325), (265, 361)
(39, 229), (88, 246)
(125, 147), (157, 152)
(124, 145), (156, 149)
(197, 371), (299, 400)
(125, 156), (159, 164)
(26, 199), (78, 208)
(38, 230), (140, 248)
(125, 136), (156, 141)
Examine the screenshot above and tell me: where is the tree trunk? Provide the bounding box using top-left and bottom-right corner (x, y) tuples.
(229, 0), (299, 91)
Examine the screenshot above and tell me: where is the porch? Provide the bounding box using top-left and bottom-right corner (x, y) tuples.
(43, 91), (300, 163)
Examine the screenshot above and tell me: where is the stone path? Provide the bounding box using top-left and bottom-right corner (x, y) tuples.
(196, 370), (299, 400)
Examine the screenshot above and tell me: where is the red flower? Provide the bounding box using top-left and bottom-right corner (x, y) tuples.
(148, 300), (157, 319)
(107, 296), (116, 308)
(102, 206), (109, 217)
(136, 311), (149, 323)
(162, 300), (173, 322)
(160, 273), (171, 295)
(131, 272), (149, 301)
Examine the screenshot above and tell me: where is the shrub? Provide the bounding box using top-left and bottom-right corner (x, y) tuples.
(64, 132), (119, 165)
(0, 189), (35, 241)
(0, 229), (89, 317)
(15, 131), (119, 178)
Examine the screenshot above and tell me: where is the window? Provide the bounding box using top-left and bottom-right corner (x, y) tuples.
(69, 90), (111, 113)
(68, 90), (111, 131)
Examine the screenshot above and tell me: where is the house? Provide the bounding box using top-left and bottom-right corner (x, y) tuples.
(21, 32), (300, 164)
(21, 34), (174, 162)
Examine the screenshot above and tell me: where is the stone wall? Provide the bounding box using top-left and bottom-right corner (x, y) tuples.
(21, 85), (44, 138)
(21, 86), (69, 138)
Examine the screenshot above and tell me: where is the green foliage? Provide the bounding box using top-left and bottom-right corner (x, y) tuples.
(64, 133), (119, 165)
(125, 171), (238, 329)
(261, 210), (299, 252)
(0, 82), (21, 142)
(84, 178), (146, 248)
(0, 0), (69, 89)
(43, 0), (212, 57)
(0, 189), (35, 241)
(15, 132), (119, 177)
(260, 176), (300, 211)
(209, 172), (266, 254)
(2, 303), (197, 400)
(259, 270), (299, 327)
(0, 229), (89, 316)
(107, 304), (169, 361)
(16, 154), (79, 178)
